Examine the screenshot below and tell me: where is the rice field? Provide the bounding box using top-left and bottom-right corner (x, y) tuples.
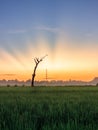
(0, 86), (98, 130)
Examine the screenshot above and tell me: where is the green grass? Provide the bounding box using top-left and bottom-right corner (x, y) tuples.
(0, 86), (98, 130)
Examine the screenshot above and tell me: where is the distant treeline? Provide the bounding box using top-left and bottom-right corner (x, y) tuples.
(0, 77), (98, 86)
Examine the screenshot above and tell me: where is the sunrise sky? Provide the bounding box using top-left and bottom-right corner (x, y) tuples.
(0, 0), (98, 81)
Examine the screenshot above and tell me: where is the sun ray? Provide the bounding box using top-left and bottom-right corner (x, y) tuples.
(0, 34), (98, 81)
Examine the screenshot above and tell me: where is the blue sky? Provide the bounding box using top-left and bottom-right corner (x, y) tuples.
(0, 0), (98, 80)
(0, 0), (98, 38)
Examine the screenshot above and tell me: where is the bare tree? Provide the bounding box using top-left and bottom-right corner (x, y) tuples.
(31, 55), (48, 87)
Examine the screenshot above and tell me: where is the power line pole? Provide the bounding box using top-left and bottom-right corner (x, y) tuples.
(46, 68), (48, 81)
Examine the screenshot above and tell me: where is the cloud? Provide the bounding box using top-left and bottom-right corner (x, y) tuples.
(34, 26), (61, 33)
(0, 29), (27, 34)
(85, 33), (93, 37)
(7, 29), (27, 34)
(0, 25), (64, 35)
(0, 74), (16, 76)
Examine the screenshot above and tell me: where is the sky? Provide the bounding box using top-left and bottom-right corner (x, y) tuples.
(0, 0), (98, 81)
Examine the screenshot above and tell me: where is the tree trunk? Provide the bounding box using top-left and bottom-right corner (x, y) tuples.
(31, 73), (35, 87)
(31, 64), (38, 87)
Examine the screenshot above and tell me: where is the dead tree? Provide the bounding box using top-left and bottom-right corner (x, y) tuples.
(31, 55), (47, 87)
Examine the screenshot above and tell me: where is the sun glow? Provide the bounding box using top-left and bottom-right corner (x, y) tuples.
(0, 35), (98, 81)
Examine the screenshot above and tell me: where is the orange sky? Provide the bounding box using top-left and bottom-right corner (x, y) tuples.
(0, 36), (98, 81)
